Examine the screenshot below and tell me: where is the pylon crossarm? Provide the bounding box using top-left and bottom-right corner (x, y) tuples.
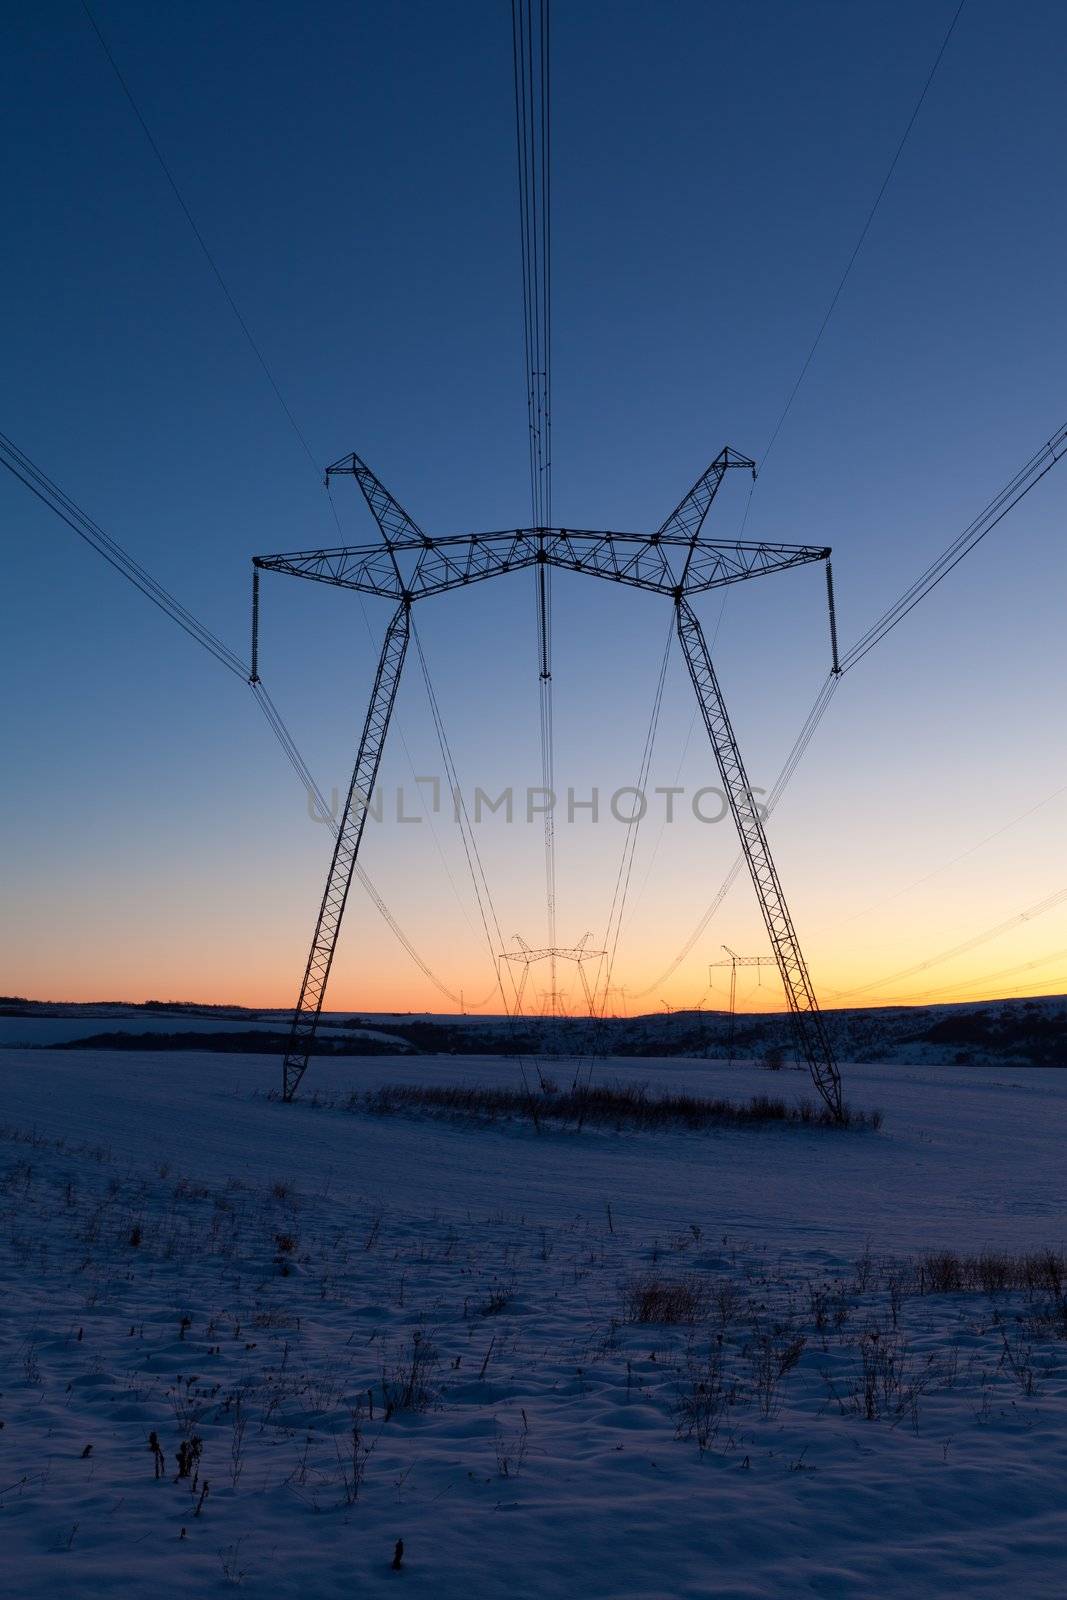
(675, 597), (843, 1119)
(261, 447), (825, 601)
(254, 531), (828, 603)
(710, 954), (777, 969)
(281, 601), (410, 1101)
(500, 944), (606, 963)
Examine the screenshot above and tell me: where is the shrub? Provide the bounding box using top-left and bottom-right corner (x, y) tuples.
(623, 1273), (707, 1325)
(381, 1332), (438, 1417)
(359, 1082), (881, 1134)
(674, 1348), (735, 1453)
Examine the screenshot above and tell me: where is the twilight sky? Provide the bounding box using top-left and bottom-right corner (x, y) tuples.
(2, 0), (1065, 1015)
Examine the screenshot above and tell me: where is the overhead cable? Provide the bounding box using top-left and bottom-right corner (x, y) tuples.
(883, 944), (1067, 1006)
(759, 0), (968, 473)
(512, 0), (557, 998)
(79, 0), (322, 478)
(0, 430), (245, 677)
(71, 10), (487, 1005)
(831, 884), (1067, 1000)
(0, 430), (465, 1007)
(592, 618), (674, 1012)
(631, 416), (1067, 997)
(837, 420), (1067, 672)
(412, 623), (521, 1015)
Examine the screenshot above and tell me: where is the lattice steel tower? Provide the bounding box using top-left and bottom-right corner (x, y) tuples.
(252, 447), (844, 1118)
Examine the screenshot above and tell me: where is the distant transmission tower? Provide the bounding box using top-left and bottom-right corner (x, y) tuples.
(709, 944), (778, 1067)
(253, 446), (845, 1117)
(499, 933), (604, 1018)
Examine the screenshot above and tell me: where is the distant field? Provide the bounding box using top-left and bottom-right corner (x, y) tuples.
(3, 992), (1065, 1066)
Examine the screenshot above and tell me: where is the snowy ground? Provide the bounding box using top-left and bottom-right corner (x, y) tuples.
(1, 1049), (1064, 1597)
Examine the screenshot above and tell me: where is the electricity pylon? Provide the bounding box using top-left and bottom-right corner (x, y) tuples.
(254, 445), (844, 1117)
(709, 945), (778, 1067)
(500, 933), (604, 1017)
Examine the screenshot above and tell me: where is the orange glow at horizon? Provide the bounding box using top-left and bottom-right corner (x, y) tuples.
(20, 963), (1067, 1017)
(8, 796), (1067, 1021)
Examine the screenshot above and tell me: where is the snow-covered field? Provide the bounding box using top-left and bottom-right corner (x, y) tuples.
(2, 1049), (1064, 1597)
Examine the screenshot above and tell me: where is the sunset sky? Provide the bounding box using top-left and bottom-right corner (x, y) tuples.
(2, 0), (1065, 1016)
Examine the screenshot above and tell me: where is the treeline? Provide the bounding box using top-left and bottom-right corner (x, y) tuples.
(55, 1030), (407, 1057)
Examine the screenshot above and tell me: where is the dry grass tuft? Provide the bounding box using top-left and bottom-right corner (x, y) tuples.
(623, 1273), (708, 1324)
(918, 1248), (1065, 1297)
(356, 1082), (882, 1134)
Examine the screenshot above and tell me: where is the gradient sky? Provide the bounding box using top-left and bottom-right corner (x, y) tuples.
(2, 0), (1065, 1015)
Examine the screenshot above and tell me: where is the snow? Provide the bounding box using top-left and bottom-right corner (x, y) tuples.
(1, 1048), (1065, 1597)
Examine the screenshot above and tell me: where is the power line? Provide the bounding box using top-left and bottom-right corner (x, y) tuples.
(592, 616), (674, 1014)
(79, 0), (322, 479)
(512, 0), (557, 1001)
(6, 140), (518, 1013)
(411, 623), (520, 1015)
(644, 0), (971, 993)
(735, 0), (966, 544)
(81, 0), (349, 558)
(76, 8), (497, 1007)
(837, 421), (1067, 671)
(49, 0), (1065, 1034)
(0, 430), (246, 678)
(929, 974), (1067, 1004)
(577, 617), (672, 1089)
(632, 415), (1067, 997)
(251, 680), (464, 1006)
(759, 0), (967, 474)
(323, 477), (506, 956)
(628, 671), (839, 997)
(831, 884), (1067, 1001)
(882, 944), (1067, 1006)
(836, 777), (1067, 928)
(511, 0), (552, 526)
(411, 622), (537, 1094)
(623, 589), (733, 921)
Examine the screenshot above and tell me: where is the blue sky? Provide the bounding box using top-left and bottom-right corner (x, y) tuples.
(2, 0), (1065, 1010)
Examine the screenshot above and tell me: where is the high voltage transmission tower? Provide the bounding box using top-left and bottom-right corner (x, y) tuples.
(500, 933), (604, 1017)
(710, 944), (778, 1068)
(254, 445), (845, 1118)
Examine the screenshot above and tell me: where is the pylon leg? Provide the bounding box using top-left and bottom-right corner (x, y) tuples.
(728, 962), (737, 1069)
(281, 601), (410, 1101)
(675, 598), (843, 1119)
